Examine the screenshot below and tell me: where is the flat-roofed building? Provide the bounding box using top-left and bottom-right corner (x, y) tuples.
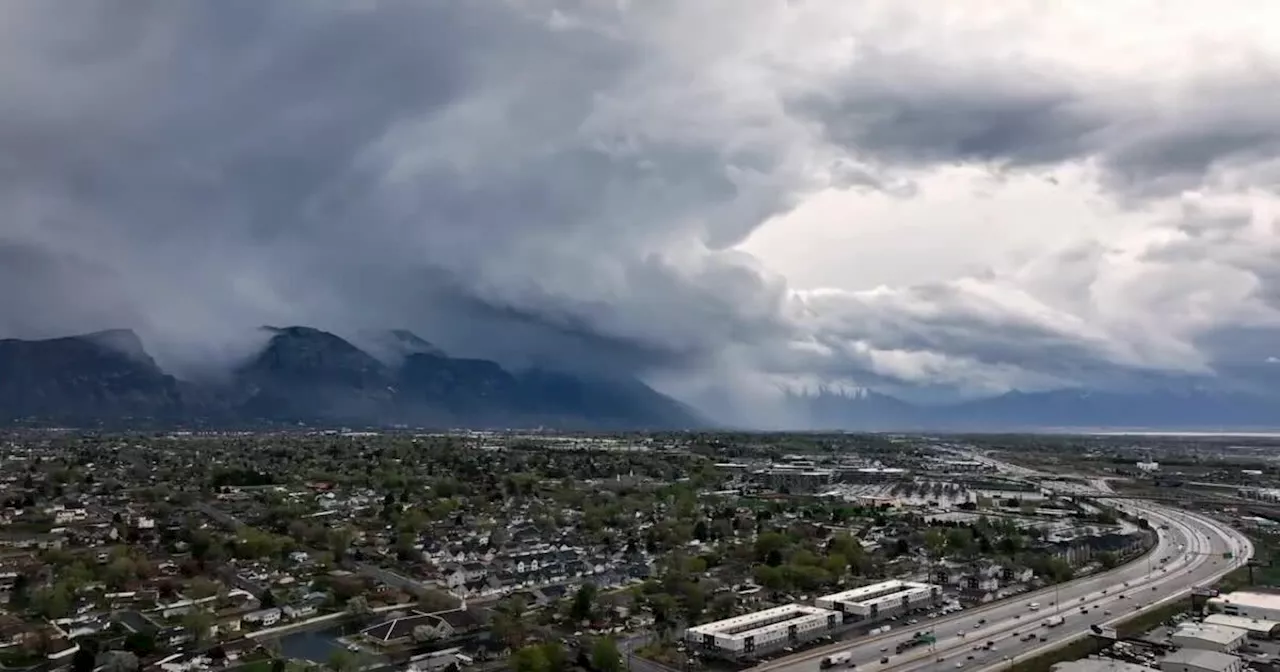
(1203, 614), (1280, 639)
(816, 580), (941, 622)
(1209, 592), (1280, 623)
(1160, 649), (1243, 672)
(1052, 659), (1158, 672)
(685, 604), (840, 659)
(1172, 623), (1248, 653)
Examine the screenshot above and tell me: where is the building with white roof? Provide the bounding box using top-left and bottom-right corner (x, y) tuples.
(1202, 613), (1280, 639)
(1208, 591), (1280, 623)
(1052, 659), (1158, 672)
(1160, 649), (1242, 672)
(685, 604), (839, 658)
(1172, 623), (1247, 653)
(816, 580), (941, 621)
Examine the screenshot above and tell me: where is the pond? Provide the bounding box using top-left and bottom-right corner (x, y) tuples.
(278, 629), (346, 663)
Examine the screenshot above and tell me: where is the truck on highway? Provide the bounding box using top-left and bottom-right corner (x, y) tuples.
(820, 651), (854, 668)
(896, 632), (937, 654)
(870, 625), (893, 636)
(1043, 616), (1065, 628)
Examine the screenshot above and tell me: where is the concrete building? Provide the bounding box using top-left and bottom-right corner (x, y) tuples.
(1172, 623), (1248, 653)
(1209, 592), (1280, 622)
(1160, 649), (1242, 672)
(1052, 658), (1158, 672)
(815, 580), (941, 622)
(752, 467), (836, 494)
(1203, 614), (1280, 639)
(685, 604), (840, 659)
(1137, 461), (1160, 473)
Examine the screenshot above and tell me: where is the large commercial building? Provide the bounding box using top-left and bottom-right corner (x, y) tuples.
(816, 580), (942, 622)
(1208, 592), (1280, 622)
(685, 604), (840, 659)
(1052, 660), (1158, 672)
(1160, 649), (1242, 672)
(1203, 614), (1280, 639)
(1172, 623), (1248, 653)
(751, 465), (836, 494)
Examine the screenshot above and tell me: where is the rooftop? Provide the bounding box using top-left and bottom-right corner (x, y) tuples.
(1203, 614), (1280, 635)
(819, 580), (921, 604)
(687, 604), (835, 637)
(1161, 649), (1240, 672)
(1173, 624), (1247, 645)
(1211, 591), (1280, 612)
(1051, 658), (1157, 672)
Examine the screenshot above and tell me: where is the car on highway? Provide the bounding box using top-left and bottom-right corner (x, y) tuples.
(880, 657), (889, 664)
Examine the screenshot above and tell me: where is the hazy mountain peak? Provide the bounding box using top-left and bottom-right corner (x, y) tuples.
(356, 328), (447, 365)
(78, 328), (152, 363)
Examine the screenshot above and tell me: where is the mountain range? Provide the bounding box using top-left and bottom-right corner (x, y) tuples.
(785, 386), (1280, 432)
(0, 327), (1276, 431)
(0, 327), (699, 429)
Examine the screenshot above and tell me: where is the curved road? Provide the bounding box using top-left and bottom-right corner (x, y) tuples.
(752, 498), (1251, 672)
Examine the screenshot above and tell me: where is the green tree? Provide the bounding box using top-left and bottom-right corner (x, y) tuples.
(570, 583), (597, 622)
(346, 596), (372, 617)
(509, 645), (549, 672)
(328, 649), (357, 672)
(182, 608), (214, 644)
(591, 637), (623, 672)
(924, 529), (947, 557)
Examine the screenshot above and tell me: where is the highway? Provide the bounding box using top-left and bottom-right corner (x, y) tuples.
(751, 498), (1252, 672)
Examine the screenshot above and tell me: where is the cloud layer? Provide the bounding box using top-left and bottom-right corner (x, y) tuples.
(3, 0), (1280, 422)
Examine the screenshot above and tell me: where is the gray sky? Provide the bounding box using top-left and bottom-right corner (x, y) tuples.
(4, 0), (1280, 420)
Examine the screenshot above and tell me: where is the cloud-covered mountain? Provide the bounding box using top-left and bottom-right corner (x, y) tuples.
(0, 328), (700, 429)
(782, 387), (1280, 432)
(3, 2), (1280, 425)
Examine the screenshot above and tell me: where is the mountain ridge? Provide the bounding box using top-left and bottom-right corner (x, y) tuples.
(0, 327), (700, 430)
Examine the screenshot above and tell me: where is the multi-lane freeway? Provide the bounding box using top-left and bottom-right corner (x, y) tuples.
(751, 493), (1252, 672)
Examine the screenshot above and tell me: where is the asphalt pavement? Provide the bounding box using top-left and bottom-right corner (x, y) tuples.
(751, 499), (1252, 672)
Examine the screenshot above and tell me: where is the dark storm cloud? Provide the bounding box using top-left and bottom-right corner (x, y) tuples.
(793, 49), (1280, 197)
(0, 0), (795, 379)
(2, 0), (1279, 411)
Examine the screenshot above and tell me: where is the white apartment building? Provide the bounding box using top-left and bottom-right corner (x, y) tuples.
(685, 604), (839, 657)
(816, 580), (941, 621)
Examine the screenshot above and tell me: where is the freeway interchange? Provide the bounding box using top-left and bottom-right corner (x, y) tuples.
(751, 498), (1252, 672)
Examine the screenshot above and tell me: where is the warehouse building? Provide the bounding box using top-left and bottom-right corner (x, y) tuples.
(1172, 623), (1248, 653)
(1202, 614), (1280, 639)
(685, 604), (840, 659)
(1209, 592), (1280, 622)
(816, 580), (942, 622)
(1160, 649), (1242, 672)
(1052, 659), (1158, 672)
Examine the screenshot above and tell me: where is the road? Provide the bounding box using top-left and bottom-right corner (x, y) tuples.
(752, 500), (1251, 672)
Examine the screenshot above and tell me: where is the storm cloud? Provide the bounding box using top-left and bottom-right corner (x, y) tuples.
(3, 0), (1280, 422)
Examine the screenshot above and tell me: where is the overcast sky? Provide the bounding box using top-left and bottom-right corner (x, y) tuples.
(4, 0), (1280, 420)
